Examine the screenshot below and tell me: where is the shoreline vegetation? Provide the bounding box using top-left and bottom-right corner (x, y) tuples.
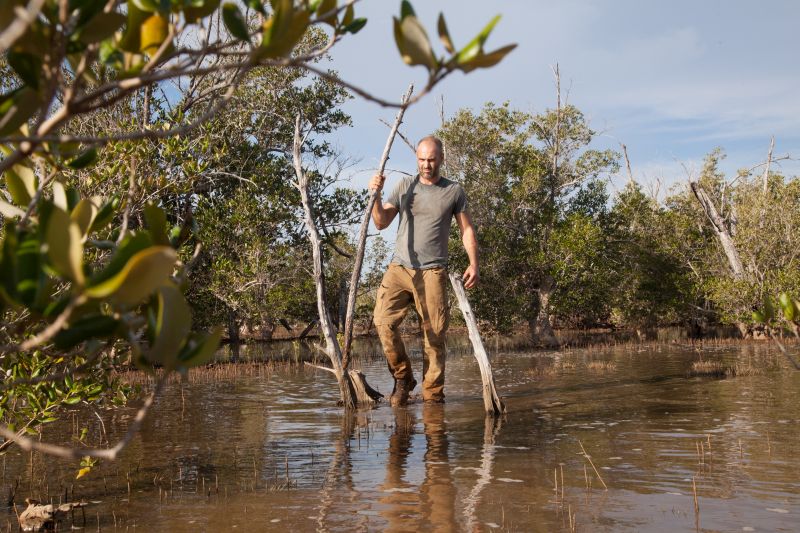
(117, 330), (787, 388)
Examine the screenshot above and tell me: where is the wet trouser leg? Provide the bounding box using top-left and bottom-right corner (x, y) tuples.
(374, 264), (414, 383)
(416, 267), (448, 402)
(374, 265), (449, 401)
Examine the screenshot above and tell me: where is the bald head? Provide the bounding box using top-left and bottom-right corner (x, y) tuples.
(417, 135), (444, 156)
(416, 135), (444, 182)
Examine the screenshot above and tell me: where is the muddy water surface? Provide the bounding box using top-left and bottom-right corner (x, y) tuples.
(3, 337), (800, 532)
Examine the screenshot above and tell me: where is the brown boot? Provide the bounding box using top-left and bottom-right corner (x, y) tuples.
(389, 377), (417, 407)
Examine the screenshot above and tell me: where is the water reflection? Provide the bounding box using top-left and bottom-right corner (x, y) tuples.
(2, 339), (800, 532)
(462, 416), (502, 530)
(378, 406), (458, 532)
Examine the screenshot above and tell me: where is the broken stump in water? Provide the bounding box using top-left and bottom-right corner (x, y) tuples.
(18, 498), (87, 531)
(449, 274), (506, 416)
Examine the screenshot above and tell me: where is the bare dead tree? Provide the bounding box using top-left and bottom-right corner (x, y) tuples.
(621, 142), (635, 186)
(292, 115), (382, 408)
(449, 275), (505, 415)
(689, 182), (746, 280)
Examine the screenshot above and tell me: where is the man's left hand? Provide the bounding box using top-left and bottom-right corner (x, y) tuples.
(463, 265), (480, 289)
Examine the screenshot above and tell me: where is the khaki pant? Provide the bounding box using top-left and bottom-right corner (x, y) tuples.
(373, 264), (449, 401)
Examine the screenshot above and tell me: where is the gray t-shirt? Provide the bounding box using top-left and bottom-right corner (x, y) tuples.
(385, 175), (468, 269)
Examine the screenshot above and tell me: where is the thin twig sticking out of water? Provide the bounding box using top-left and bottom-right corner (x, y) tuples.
(692, 475), (700, 532)
(578, 440), (607, 490)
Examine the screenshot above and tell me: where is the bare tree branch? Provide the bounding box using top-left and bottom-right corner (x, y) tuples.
(0, 0), (46, 53)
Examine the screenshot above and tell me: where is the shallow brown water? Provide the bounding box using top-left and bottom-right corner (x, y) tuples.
(3, 337), (800, 532)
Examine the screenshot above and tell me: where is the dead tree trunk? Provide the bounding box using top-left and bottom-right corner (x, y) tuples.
(690, 182), (745, 279)
(292, 116), (381, 408)
(449, 274), (505, 415)
(690, 181), (751, 337)
(341, 84), (414, 367)
(529, 275), (560, 348)
(227, 309), (240, 344)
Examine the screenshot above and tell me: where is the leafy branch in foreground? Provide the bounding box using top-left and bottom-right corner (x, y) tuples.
(751, 293), (800, 370)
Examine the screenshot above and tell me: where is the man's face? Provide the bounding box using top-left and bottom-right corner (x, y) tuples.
(417, 141), (443, 180)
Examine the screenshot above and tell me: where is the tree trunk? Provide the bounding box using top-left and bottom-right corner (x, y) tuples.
(529, 276), (560, 348)
(449, 274), (505, 415)
(337, 278), (347, 332)
(689, 182), (745, 280)
(292, 115), (381, 409)
(259, 320), (274, 341)
(298, 319), (317, 340)
(689, 182), (751, 338)
(227, 309), (240, 345)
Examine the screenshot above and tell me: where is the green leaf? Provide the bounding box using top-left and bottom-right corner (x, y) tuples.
(0, 85), (39, 136)
(779, 293), (794, 321)
(183, 0), (220, 23)
(143, 204), (169, 245)
(342, 17), (366, 34)
(118, 2), (150, 53)
(178, 326), (223, 368)
(67, 147), (98, 169)
(15, 232), (41, 306)
(315, 0), (336, 27)
(46, 206), (85, 285)
(763, 296), (775, 322)
(52, 180), (68, 210)
(454, 15), (502, 67)
(258, 3), (309, 58)
(79, 12), (126, 43)
(1, 225), (19, 299)
(457, 43), (516, 73)
(131, 0), (161, 12)
(476, 14), (501, 44)
(247, 0), (264, 15)
(88, 196), (118, 234)
(71, 198), (99, 238)
(393, 15), (437, 70)
(85, 245), (177, 305)
(53, 314), (119, 349)
(222, 2), (250, 42)
(3, 164), (36, 206)
(147, 283), (191, 366)
(752, 310), (765, 324)
(340, 1), (353, 26)
(7, 51), (42, 90)
(437, 13), (454, 54)
(140, 12), (170, 54)
(88, 232), (152, 286)
(399, 0), (415, 19)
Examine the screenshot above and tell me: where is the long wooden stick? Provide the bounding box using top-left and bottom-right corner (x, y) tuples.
(341, 84), (414, 367)
(449, 274), (505, 416)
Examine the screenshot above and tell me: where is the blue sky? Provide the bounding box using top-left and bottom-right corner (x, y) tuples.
(323, 0), (800, 198)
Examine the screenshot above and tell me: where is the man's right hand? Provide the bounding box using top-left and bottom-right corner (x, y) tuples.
(369, 173), (385, 192)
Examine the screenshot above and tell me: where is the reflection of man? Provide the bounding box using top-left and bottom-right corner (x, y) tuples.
(369, 136), (479, 406)
(419, 405), (456, 529)
(379, 406), (455, 531)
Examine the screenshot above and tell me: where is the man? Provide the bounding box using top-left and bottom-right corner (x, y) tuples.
(369, 135), (479, 407)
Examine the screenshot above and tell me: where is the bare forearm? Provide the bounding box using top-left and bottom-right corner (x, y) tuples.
(462, 227), (479, 270)
(372, 197), (392, 230)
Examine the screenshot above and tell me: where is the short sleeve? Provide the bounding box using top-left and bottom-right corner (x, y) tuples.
(385, 180), (403, 208)
(454, 184), (468, 214)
